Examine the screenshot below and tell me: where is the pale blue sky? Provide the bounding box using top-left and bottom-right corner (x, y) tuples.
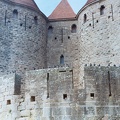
(34, 0), (87, 16)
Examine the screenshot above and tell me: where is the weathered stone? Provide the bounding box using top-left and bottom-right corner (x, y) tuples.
(0, 0), (120, 119)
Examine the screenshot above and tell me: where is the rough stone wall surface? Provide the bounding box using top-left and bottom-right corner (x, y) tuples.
(0, 0), (120, 119)
(78, 0), (120, 87)
(1, 66), (120, 120)
(84, 66), (120, 119)
(0, 0), (47, 76)
(0, 74), (20, 120)
(23, 67), (74, 120)
(0, 67), (73, 120)
(47, 21), (78, 68)
(47, 21), (81, 89)
(0, 0), (47, 94)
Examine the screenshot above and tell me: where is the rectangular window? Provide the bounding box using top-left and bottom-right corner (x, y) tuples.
(31, 96), (35, 102)
(90, 93), (94, 98)
(63, 94), (67, 99)
(7, 100), (11, 105)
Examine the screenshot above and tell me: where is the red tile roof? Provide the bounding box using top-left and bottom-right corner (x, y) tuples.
(10, 0), (39, 10)
(48, 0), (76, 20)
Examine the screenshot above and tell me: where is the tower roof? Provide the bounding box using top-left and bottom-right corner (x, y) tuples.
(48, 0), (76, 20)
(10, 0), (39, 10)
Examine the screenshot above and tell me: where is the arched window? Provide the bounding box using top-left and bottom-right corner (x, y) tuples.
(84, 14), (87, 23)
(71, 24), (77, 33)
(13, 9), (18, 18)
(60, 55), (64, 65)
(34, 16), (38, 25)
(48, 26), (53, 34)
(100, 5), (105, 15)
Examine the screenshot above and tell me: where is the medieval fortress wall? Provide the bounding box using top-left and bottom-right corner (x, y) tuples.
(0, 0), (120, 119)
(0, 67), (74, 120)
(1, 66), (120, 120)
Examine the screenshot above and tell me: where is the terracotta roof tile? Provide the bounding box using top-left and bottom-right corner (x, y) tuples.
(10, 0), (39, 10)
(48, 0), (76, 20)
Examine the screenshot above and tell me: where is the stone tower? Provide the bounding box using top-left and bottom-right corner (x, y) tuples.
(0, 0), (120, 119)
(0, 0), (47, 76)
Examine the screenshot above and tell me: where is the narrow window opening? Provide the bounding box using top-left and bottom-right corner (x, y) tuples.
(5, 10), (7, 26)
(100, 5), (105, 15)
(92, 13), (94, 28)
(71, 24), (77, 33)
(48, 26), (53, 34)
(55, 37), (57, 40)
(13, 9), (18, 18)
(34, 16), (38, 25)
(59, 70), (66, 72)
(60, 55), (64, 65)
(61, 28), (63, 43)
(111, 4), (114, 21)
(25, 15), (27, 31)
(20, 23), (23, 26)
(47, 73), (49, 80)
(24, 68), (27, 70)
(31, 96), (35, 102)
(7, 100), (11, 105)
(29, 26), (32, 29)
(90, 93), (94, 98)
(89, 23), (91, 26)
(108, 71), (112, 97)
(47, 73), (49, 98)
(68, 36), (70, 39)
(96, 20), (99, 23)
(47, 93), (49, 98)
(63, 94), (67, 99)
(84, 14), (87, 23)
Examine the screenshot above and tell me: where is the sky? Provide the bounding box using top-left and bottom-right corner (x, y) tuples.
(34, 0), (87, 17)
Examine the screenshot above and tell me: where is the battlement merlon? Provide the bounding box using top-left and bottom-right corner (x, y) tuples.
(0, 73), (16, 95)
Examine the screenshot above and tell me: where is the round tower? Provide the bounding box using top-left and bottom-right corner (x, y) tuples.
(0, 0), (47, 76)
(77, 0), (120, 85)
